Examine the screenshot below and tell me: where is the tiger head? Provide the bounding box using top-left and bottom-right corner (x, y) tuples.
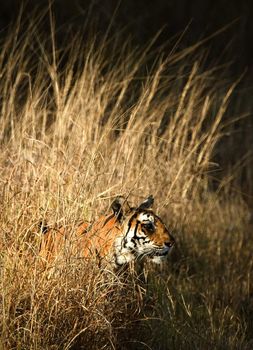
(111, 196), (175, 266)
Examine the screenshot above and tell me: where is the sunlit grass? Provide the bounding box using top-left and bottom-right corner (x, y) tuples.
(0, 14), (252, 349)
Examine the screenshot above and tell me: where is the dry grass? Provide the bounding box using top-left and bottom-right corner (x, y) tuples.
(0, 14), (252, 349)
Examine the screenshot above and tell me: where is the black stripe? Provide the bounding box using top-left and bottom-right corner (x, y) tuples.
(130, 221), (140, 248)
(133, 221), (139, 237)
(123, 224), (132, 247)
(123, 213), (137, 241)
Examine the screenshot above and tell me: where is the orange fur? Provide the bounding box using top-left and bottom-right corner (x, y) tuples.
(39, 214), (121, 266)
(39, 196), (175, 269)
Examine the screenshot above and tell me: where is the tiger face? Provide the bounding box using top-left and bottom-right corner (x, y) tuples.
(112, 196), (175, 266)
(39, 195), (175, 269)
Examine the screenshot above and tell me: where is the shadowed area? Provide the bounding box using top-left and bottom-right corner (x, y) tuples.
(0, 3), (252, 349)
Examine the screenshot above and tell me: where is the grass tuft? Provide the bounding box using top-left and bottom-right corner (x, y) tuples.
(0, 14), (252, 349)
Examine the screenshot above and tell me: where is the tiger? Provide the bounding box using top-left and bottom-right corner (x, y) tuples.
(39, 195), (175, 269)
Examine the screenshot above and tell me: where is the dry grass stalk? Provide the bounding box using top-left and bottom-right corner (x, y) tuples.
(0, 15), (252, 349)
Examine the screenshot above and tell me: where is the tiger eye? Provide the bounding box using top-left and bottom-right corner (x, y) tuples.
(143, 222), (155, 232)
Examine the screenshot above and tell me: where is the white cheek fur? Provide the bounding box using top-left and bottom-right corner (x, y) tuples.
(113, 215), (167, 266)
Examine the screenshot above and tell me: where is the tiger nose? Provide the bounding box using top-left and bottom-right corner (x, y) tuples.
(165, 238), (175, 248)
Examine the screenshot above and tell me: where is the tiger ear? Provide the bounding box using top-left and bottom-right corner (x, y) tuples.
(138, 195), (154, 210)
(111, 196), (131, 220)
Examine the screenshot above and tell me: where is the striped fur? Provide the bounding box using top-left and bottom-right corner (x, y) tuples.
(39, 196), (175, 269)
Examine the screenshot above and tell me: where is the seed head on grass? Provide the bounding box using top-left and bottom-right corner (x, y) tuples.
(0, 11), (252, 350)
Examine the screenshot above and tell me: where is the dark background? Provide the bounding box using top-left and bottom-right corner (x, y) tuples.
(0, 0), (252, 201)
(0, 0), (253, 78)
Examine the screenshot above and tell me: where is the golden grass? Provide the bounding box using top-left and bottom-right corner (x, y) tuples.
(0, 15), (252, 349)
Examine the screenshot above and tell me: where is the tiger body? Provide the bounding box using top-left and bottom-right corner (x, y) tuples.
(39, 196), (175, 269)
